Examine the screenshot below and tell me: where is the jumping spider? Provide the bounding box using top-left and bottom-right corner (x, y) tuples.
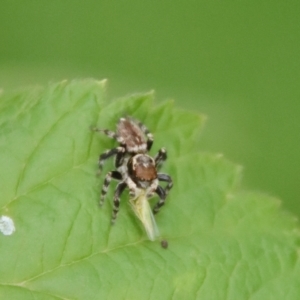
(93, 117), (173, 223)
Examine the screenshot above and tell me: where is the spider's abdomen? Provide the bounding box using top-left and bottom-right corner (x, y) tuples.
(117, 118), (147, 153)
(128, 154), (157, 183)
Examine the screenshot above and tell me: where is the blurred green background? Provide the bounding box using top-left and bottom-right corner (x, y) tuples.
(0, 1), (299, 216)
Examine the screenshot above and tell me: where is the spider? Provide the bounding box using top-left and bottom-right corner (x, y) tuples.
(92, 117), (173, 223)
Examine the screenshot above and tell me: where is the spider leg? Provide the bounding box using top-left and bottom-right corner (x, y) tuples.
(136, 119), (154, 151)
(100, 171), (122, 206)
(92, 128), (125, 144)
(154, 148), (167, 169)
(115, 150), (126, 168)
(157, 173), (173, 196)
(153, 185), (166, 214)
(146, 132), (154, 151)
(99, 147), (125, 170)
(111, 182), (127, 224)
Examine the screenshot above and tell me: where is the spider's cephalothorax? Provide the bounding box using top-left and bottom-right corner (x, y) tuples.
(92, 117), (173, 223)
(128, 154), (157, 186)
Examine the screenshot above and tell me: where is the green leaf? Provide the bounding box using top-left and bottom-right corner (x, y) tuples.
(0, 80), (299, 299)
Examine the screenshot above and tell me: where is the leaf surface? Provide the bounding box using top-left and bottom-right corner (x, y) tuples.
(0, 80), (299, 299)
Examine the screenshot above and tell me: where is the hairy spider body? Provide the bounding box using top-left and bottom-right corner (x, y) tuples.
(116, 117), (151, 153)
(93, 117), (173, 224)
